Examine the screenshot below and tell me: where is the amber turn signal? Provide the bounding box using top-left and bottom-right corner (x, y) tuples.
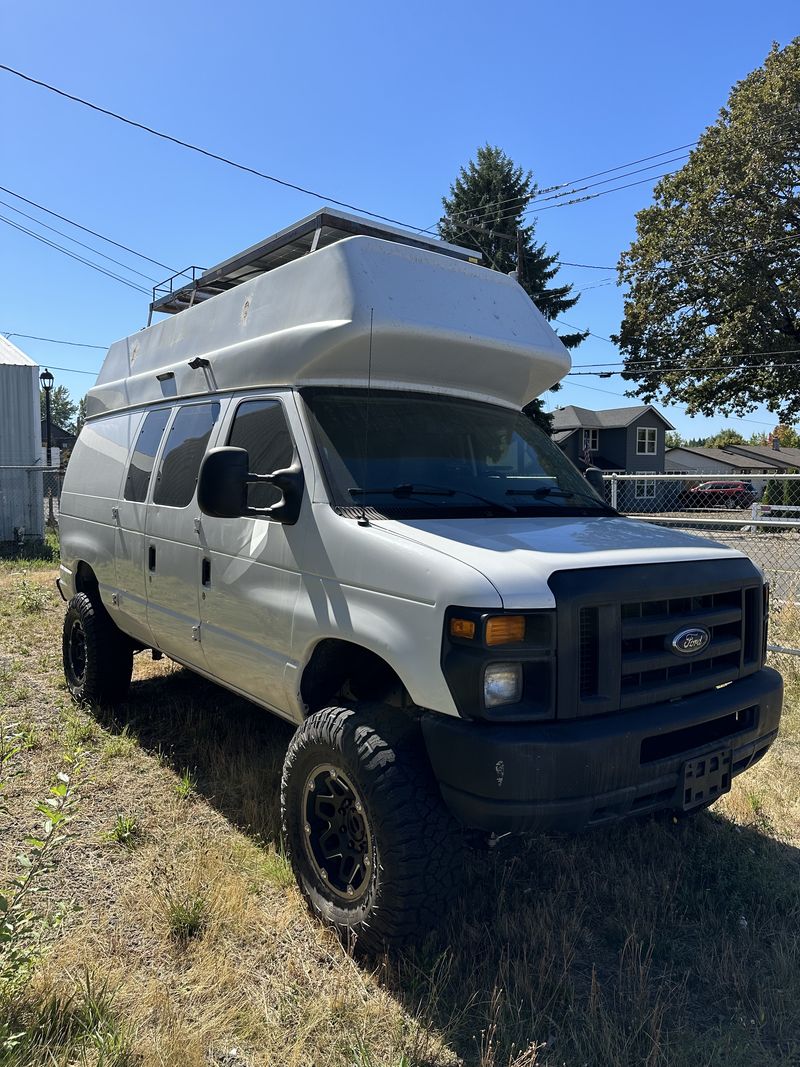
(485, 615), (525, 646)
(449, 618), (476, 640)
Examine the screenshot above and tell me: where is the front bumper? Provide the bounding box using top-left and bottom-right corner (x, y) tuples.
(421, 667), (782, 833)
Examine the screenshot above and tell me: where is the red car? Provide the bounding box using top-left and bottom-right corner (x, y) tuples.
(686, 480), (757, 508)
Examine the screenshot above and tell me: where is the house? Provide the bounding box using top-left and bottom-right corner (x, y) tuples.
(550, 404), (674, 509)
(665, 446), (778, 491)
(40, 419), (77, 455)
(726, 442), (800, 471)
(0, 337), (44, 546)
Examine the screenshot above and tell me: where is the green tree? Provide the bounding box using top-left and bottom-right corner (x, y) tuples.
(763, 478), (782, 506)
(665, 431), (684, 449)
(770, 423), (800, 448)
(616, 39), (800, 420)
(704, 429), (746, 447)
(74, 397), (87, 436)
(40, 384), (77, 432)
(439, 145), (585, 431)
(783, 468), (800, 508)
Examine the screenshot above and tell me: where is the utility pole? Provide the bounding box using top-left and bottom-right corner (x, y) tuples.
(516, 230), (525, 286)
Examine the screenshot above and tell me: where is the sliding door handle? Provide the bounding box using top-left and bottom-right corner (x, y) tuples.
(148, 545), (156, 572)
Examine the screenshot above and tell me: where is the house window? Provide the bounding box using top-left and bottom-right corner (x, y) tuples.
(635, 476), (656, 499)
(582, 429), (599, 452)
(637, 427), (657, 454)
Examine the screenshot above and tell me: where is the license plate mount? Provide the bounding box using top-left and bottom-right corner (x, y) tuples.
(682, 748), (733, 811)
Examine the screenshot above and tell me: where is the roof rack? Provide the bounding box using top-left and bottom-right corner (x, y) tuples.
(148, 208), (481, 320)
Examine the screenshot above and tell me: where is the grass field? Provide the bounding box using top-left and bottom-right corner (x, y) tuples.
(1, 559), (799, 1066)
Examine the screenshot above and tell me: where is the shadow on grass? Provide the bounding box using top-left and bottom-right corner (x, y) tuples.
(102, 664), (800, 1067)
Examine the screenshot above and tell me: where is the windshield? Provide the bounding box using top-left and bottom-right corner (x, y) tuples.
(301, 387), (613, 518)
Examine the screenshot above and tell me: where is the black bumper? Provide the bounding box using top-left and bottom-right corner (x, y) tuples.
(421, 667), (783, 833)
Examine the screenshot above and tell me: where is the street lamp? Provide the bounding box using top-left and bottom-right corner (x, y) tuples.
(39, 368), (55, 527)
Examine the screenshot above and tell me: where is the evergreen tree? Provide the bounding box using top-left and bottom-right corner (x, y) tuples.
(763, 478), (782, 506)
(439, 145), (585, 431)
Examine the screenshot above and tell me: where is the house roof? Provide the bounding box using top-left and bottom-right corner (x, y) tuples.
(665, 446), (774, 471)
(550, 403), (674, 431)
(727, 444), (800, 469)
(0, 335), (37, 367)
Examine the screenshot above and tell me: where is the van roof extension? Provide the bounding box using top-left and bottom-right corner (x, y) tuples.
(87, 213), (571, 420)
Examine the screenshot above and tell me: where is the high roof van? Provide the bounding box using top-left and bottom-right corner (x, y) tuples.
(58, 209), (782, 950)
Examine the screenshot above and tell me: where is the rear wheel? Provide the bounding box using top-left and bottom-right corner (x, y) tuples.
(281, 704), (462, 953)
(62, 592), (133, 705)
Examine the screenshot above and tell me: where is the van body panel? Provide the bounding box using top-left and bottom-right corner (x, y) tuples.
(60, 412), (140, 608)
(378, 515), (740, 609)
(285, 503), (503, 717)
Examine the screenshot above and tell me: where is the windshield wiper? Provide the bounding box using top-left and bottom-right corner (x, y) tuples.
(506, 485), (616, 511)
(349, 482), (518, 515)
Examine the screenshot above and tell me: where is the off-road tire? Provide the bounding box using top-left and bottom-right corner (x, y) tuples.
(281, 704), (462, 953)
(62, 592), (133, 705)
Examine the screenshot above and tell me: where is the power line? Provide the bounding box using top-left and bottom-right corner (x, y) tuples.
(0, 63), (418, 231)
(435, 140), (700, 228)
(0, 214), (150, 294)
(571, 347), (800, 369)
(0, 184), (177, 273)
(1, 332), (107, 350)
(567, 360), (800, 377)
(0, 197), (158, 283)
(31, 363), (98, 376)
(460, 154), (691, 231)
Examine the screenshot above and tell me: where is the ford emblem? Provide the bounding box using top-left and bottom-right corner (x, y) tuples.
(670, 627), (711, 656)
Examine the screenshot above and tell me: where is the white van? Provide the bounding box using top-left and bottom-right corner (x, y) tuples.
(58, 209), (782, 950)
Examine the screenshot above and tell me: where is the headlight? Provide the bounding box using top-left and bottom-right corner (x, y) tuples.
(484, 663), (522, 707)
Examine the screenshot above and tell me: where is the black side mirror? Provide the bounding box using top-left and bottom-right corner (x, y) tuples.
(198, 447), (249, 517)
(197, 447), (305, 525)
(584, 466), (605, 496)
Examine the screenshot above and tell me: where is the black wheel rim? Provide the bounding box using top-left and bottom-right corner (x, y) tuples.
(68, 618), (87, 684)
(301, 764), (373, 902)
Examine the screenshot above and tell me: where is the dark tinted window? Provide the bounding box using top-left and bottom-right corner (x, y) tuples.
(228, 399), (295, 509)
(153, 403), (219, 507)
(124, 408), (171, 502)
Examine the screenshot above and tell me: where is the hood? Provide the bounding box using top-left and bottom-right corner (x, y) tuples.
(378, 514), (741, 609)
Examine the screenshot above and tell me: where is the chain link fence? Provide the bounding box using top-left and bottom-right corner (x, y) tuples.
(0, 464), (55, 548)
(603, 472), (800, 658)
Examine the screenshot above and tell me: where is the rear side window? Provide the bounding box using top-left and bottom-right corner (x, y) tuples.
(228, 399), (295, 509)
(62, 413), (134, 499)
(124, 408), (171, 502)
(153, 403), (220, 508)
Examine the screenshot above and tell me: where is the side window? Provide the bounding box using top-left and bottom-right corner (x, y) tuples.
(124, 408), (171, 502)
(228, 399), (296, 509)
(153, 403), (220, 508)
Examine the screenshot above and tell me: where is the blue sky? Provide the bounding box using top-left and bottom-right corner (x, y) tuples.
(2, 1), (796, 439)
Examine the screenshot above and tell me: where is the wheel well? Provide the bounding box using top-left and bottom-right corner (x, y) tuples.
(300, 640), (411, 716)
(74, 561), (99, 596)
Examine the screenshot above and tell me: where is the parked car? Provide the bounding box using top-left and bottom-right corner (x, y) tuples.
(56, 210), (782, 950)
(686, 480), (757, 508)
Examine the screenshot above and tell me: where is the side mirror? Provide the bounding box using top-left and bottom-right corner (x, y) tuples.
(198, 447), (249, 517)
(584, 467), (605, 496)
(197, 447), (305, 525)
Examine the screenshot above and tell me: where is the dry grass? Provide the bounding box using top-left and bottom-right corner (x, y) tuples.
(1, 561), (799, 1066)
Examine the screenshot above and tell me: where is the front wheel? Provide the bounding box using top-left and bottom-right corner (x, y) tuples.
(62, 592), (133, 705)
(281, 705), (462, 953)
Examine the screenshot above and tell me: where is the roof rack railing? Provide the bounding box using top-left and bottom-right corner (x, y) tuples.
(148, 207), (481, 322)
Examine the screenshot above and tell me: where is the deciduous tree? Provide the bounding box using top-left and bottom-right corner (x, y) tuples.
(616, 39), (800, 419)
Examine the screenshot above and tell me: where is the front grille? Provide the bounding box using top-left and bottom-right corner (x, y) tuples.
(549, 560), (765, 720)
(579, 606), (600, 698)
(620, 590), (744, 709)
